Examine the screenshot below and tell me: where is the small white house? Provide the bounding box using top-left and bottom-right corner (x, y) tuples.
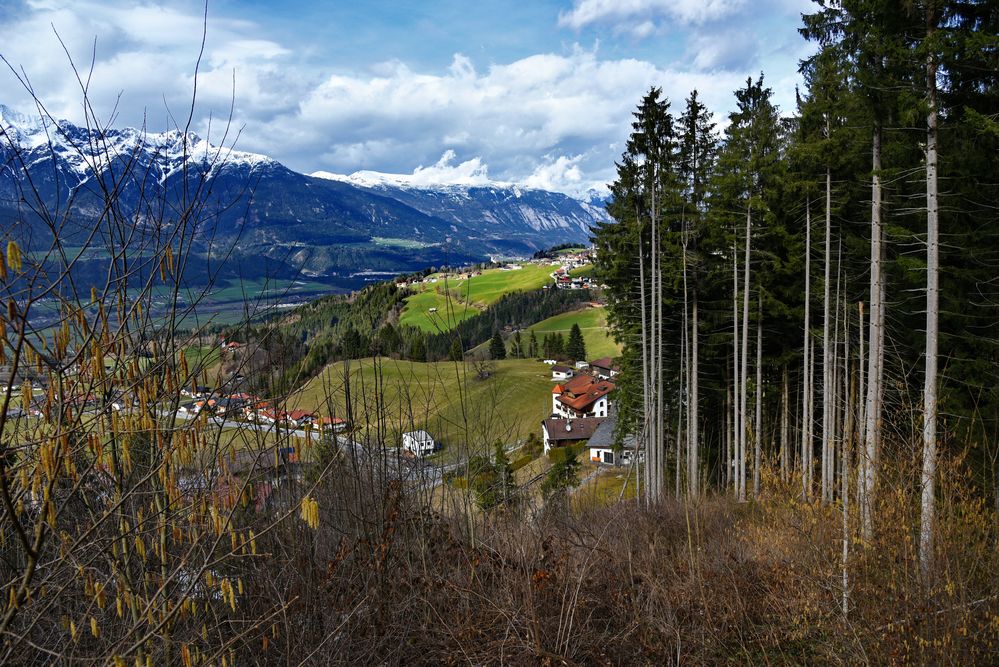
(586, 413), (638, 466)
(402, 430), (436, 456)
(575, 361), (590, 370)
(551, 365), (574, 381)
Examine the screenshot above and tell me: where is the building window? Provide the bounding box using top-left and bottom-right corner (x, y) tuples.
(603, 451), (614, 464)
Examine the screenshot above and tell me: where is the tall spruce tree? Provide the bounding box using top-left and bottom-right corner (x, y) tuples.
(489, 331), (507, 360)
(567, 323), (586, 361)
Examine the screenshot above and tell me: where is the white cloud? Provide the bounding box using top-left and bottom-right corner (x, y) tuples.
(322, 150), (493, 188)
(558, 0), (745, 31)
(0, 0), (809, 198)
(269, 46), (746, 192)
(0, 0), (297, 136)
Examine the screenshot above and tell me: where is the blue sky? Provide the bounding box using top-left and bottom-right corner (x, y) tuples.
(1, 0), (815, 195)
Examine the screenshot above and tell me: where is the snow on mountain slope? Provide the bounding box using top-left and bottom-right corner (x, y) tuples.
(2, 103), (605, 273)
(310, 169), (610, 240)
(0, 103), (274, 184)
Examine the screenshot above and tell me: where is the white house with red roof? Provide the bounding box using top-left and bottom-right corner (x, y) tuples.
(551, 374), (615, 419)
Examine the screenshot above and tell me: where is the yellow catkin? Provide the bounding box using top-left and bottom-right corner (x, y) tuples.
(6, 241), (21, 273)
(90, 616), (99, 638)
(0, 252), (6, 280)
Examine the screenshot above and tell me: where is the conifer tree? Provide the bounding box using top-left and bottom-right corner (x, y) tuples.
(567, 323), (586, 361)
(489, 331), (507, 360)
(449, 338), (463, 362)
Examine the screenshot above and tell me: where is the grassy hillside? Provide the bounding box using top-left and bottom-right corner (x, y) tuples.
(396, 286), (480, 332)
(289, 357), (556, 458)
(399, 264), (556, 332)
(527, 306), (620, 360)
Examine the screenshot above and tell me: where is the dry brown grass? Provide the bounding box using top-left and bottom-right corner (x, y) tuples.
(232, 450), (998, 665)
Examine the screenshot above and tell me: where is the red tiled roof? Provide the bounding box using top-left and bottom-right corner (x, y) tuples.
(590, 357), (614, 369)
(552, 383), (564, 395)
(555, 375), (615, 412)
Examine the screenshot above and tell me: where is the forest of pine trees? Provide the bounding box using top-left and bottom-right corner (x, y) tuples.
(593, 0), (999, 578)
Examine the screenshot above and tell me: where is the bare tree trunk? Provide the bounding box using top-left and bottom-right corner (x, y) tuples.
(802, 202), (813, 500)
(781, 366), (790, 482)
(726, 381), (733, 491)
(656, 222), (665, 500)
(857, 302), (866, 510)
(638, 231), (651, 505)
(920, 7), (940, 581)
(823, 161), (833, 504)
(733, 234), (741, 498)
(677, 299), (686, 500)
(754, 292), (763, 497)
(842, 298), (854, 617)
(689, 280), (700, 497)
(862, 125), (885, 540)
(680, 226), (690, 499)
(830, 237), (843, 502)
(740, 206), (752, 502)
(809, 335), (816, 496)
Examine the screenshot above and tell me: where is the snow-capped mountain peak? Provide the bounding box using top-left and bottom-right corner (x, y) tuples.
(1, 103), (275, 179)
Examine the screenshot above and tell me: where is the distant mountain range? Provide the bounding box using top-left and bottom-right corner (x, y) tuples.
(0, 104), (609, 290)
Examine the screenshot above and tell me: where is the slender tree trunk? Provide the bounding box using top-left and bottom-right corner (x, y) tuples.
(733, 235), (741, 498)
(690, 283), (700, 497)
(809, 335), (816, 495)
(726, 380), (733, 491)
(638, 230), (651, 505)
(651, 185), (660, 502)
(677, 293), (686, 500)
(920, 7), (940, 581)
(862, 125), (885, 540)
(802, 202), (813, 500)
(857, 301), (866, 509)
(754, 292), (763, 497)
(680, 225), (690, 499)
(832, 239), (844, 503)
(842, 299), (854, 617)
(781, 366), (789, 482)
(740, 206), (752, 502)
(656, 223), (665, 500)
(823, 160), (833, 504)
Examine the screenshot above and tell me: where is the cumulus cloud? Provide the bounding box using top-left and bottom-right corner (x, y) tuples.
(265, 47), (747, 194)
(558, 0), (745, 31)
(0, 0), (301, 138)
(318, 150), (493, 187)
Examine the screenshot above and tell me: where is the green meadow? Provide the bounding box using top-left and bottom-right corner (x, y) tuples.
(288, 357), (557, 459)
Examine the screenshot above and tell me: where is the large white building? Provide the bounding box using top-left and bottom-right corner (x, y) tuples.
(551, 374), (615, 420)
